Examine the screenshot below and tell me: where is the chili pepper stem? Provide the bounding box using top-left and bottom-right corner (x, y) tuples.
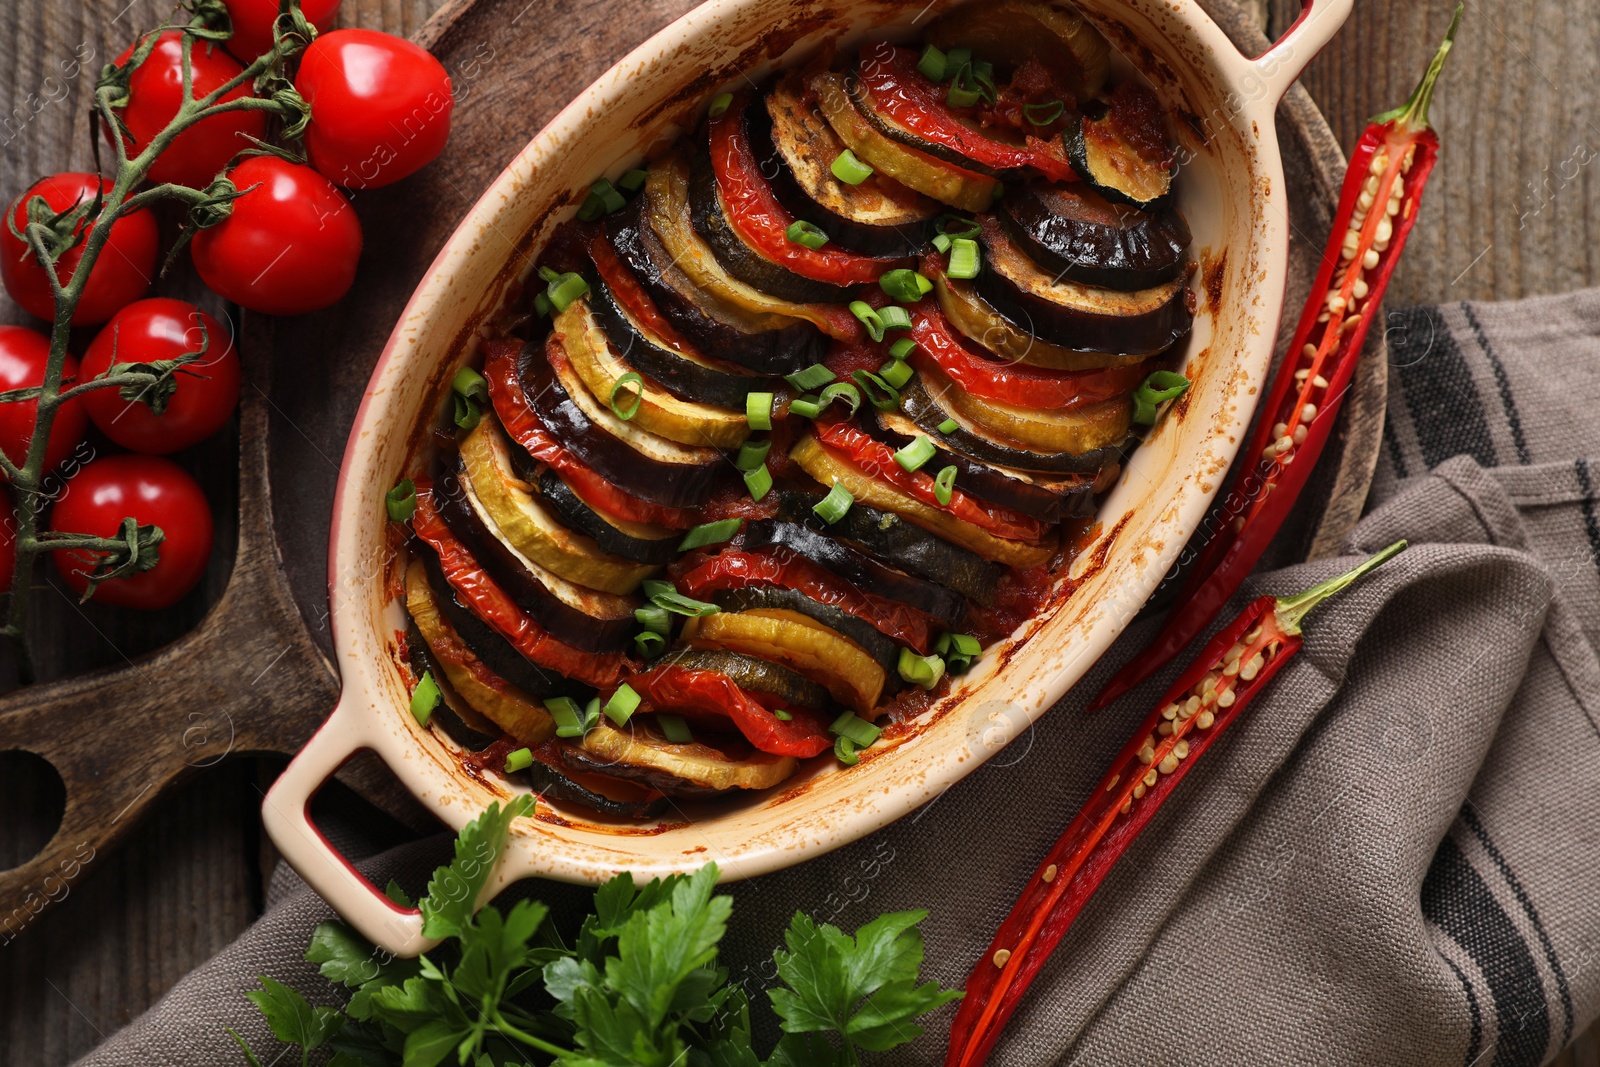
(1370, 4), (1461, 133)
(1273, 540), (1406, 636)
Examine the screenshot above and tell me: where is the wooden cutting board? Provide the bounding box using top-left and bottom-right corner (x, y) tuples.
(0, 0), (1385, 926)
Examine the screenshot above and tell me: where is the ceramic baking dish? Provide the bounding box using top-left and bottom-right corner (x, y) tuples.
(262, 0), (1353, 955)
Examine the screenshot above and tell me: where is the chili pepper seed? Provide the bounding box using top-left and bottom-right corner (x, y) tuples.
(993, 948), (1012, 967)
(1196, 709), (1216, 728)
(1216, 688), (1236, 709)
(1042, 864), (1058, 883)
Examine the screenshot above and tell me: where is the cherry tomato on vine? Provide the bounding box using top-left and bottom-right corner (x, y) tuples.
(223, 0), (342, 65)
(295, 29), (454, 189)
(49, 455), (213, 610)
(190, 155), (363, 315)
(0, 325), (88, 476)
(79, 299), (241, 455)
(110, 31), (268, 188)
(0, 173), (159, 325)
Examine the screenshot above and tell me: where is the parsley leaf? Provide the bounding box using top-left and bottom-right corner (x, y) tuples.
(242, 976), (344, 1067)
(420, 794), (534, 941)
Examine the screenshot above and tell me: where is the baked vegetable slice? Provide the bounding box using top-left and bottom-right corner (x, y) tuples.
(415, 548), (565, 697)
(917, 361), (1133, 456)
(1063, 83), (1177, 211)
(899, 374), (1122, 474)
(564, 723), (798, 795)
(925, 0), (1110, 102)
(998, 180), (1190, 290)
(657, 647), (833, 713)
(404, 621), (501, 751)
(680, 608), (887, 712)
(704, 584), (904, 681)
(534, 468), (680, 565)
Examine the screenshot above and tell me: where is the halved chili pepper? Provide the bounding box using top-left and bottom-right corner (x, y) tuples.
(622, 664), (833, 757)
(909, 304), (1150, 409)
(410, 482), (633, 688)
(709, 90), (909, 286)
(1088, 10), (1459, 712)
(947, 541), (1407, 1067)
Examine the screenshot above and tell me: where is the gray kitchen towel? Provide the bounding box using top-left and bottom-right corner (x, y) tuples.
(72, 289), (1600, 1067)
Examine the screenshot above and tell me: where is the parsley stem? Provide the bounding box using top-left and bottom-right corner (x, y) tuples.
(490, 1011), (571, 1057)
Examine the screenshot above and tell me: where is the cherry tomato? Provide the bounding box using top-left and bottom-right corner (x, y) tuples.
(190, 155), (362, 315)
(0, 490), (17, 590)
(0, 325), (89, 475)
(223, 0), (342, 65)
(295, 29), (453, 189)
(79, 299), (241, 454)
(110, 31), (268, 188)
(50, 455), (213, 610)
(0, 173), (160, 325)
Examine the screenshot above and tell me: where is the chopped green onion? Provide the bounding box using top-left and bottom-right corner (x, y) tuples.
(538, 265), (561, 282)
(829, 711), (882, 747)
(583, 697), (602, 731)
(635, 604), (671, 634)
(545, 696), (589, 738)
(734, 438), (772, 471)
(577, 177), (627, 221)
(386, 479), (417, 522)
(898, 647), (947, 690)
(820, 381), (862, 416)
(933, 632), (952, 655)
(944, 46), (971, 70)
(708, 92), (734, 118)
(878, 358), (913, 389)
(618, 168), (649, 193)
(453, 394), (481, 430)
(889, 337), (917, 360)
(835, 735), (861, 765)
(744, 463), (773, 502)
(788, 394), (823, 419)
(609, 372), (643, 420)
(916, 43), (948, 82)
(945, 652), (973, 676)
(813, 482), (853, 524)
(785, 363), (836, 392)
(503, 747), (533, 773)
(937, 417), (959, 434)
(410, 670), (440, 725)
(947, 237), (980, 279)
(949, 633), (982, 657)
(543, 269), (590, 312)
(971, 60), (997, 104)
(658, 715), (693, 743)
(848, 300), (886, 343)
(635, 630), (666, 658)
(879, 268), (932, 303)
(786, 219), (830, 250)
(452, 366), (488, 403)
(773, 709), (793, 721)
(746, 391), (774, 430)
(933, 464), (958, 505)
(851, 368), (899, 411)
(678, 518), (741, 551)
(893, 435), (936, 472)
(831, 149), (874, 185)
(947, 66), (981, 109)
(642, 578), (721, 617)
(931, 232), (952, 254)
(936, 213), (982, 239)
(603, 683), (641, 726)
(533, 292), (553, 318)
(876, 305), (913, 332)
(1023, 99), (1065, 126)
(1131, 370), (1191, 425)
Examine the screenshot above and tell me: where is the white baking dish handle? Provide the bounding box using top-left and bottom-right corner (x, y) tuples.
(1232, 0), (1353, 108)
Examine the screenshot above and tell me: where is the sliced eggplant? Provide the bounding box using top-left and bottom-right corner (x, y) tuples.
(434, 460), (639, 653)
(976, 218), (1192, 355)
(865, 409), (1096, 522)
(590, 272), (784, 412)
(772, 490), (1000, 604)
(742, 518), (966, 628)
(535, 468), (680, 565)
(565, 722), (797, 796)
(688, 150), (854, 305)
(810, 70), (999, 214)
(554, 297), (750, 449)
(607, 200), (825, 374)
(510, 752), (667, 819)
(844, 68), (1010, 179)
(918, 360), (1132, 456)
(657, 647), (833, 713)
(417, 546), (565, 697)
(460, 416), (656, 594)
(1064, 103), (1174, 211)
(899, 374), (1123, 474)
(404, 620), (502, 751)
(925, 0), (1110, 101)
(702, 585), (903, 681)
(680, 609), (886, 712)
(755, 73), (939, 257)
(520, 336), (722, 509)
(998, 180), (1190, 290)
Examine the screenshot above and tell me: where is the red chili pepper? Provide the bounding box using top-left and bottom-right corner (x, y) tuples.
(908, 300), (1149, 409)
(710, 91), (906, 286)
(811, 419), (1050, 543)
(674, 547), (941, 654)
(623, 664), (833, 757)
(947, 542), (1406, 1067)
(1088, 11), (1458, 712)
(858, 43), (1077, 181)
(410, 483), (633, 689)
(483, 339), (697, 530)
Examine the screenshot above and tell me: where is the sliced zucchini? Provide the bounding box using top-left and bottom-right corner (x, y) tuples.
(920, 360), (1131, 456)
(703, 585), (903, 681)
(1064, 103), (1174, 211)
(926, 0), (1110, 100)
(680, 608), (887, 712)
(998, 180), (1190, 290)
(535, 468), (680, 565)
(900, 373), (1120, 474)
(404, 620), (500, 750)
(657, 647), (833, 713)
(566, 723), (798, 795)
(790, 433), (1056, 569)
(459, 416), (657, 594)
(417, 546), (566, 696)
(844, 66), (1007, 179)
(810, 70), (998, 213)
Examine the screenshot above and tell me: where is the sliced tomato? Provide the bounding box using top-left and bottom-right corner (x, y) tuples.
(482, 339), (697, 529)
(411, 483), (631, 688)
(674, 548), (940, 654)
(822, 336), (890, 382)
(624, 665), (832, 757)
(811, 419), (1048, 542)
(589, 233), (698, 356)
(710, 92), (905, 287)
(909, 300), (1149, 408)
(860, 46), (1077, 181)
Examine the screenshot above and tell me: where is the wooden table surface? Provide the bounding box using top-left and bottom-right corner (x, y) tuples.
(2, 0), (1598, 1062)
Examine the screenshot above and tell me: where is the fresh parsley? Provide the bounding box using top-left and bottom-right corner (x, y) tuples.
(237, 797), (958, 1066)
